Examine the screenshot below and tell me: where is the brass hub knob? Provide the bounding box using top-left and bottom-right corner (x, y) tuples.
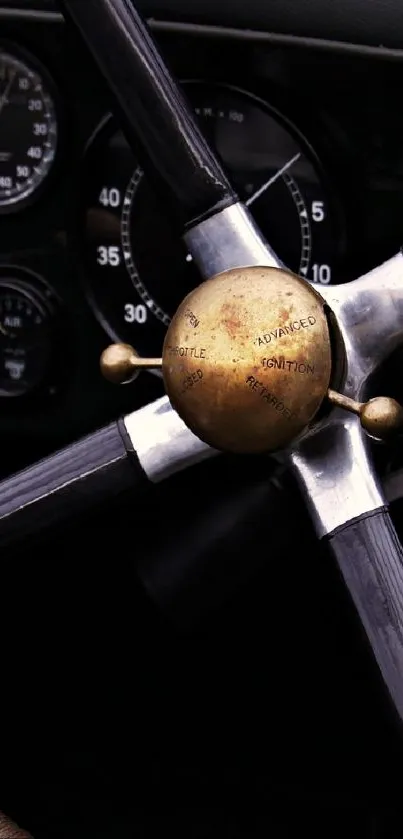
(102, 265), (333, 453)
(163, 266), (332, 452)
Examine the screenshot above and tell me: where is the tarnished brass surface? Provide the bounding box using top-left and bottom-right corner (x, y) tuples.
(162, 265), (332, 453)
(361, 397), (403, 438)
(100, 343), (162, 384)
(328, 389), (403, 439)
(101, 267), (334, 453)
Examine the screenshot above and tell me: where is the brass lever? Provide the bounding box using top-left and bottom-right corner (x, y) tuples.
(327, 389), (403, 440)
(100, 344), (403, 444)
(100, 343), (162, 383)
(100, 265), (403, 451)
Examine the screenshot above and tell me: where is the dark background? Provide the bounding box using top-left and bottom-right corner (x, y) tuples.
(1, 3), (403, 836)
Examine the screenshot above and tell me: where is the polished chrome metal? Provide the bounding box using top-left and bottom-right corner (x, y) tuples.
(290, 417), (384, 537)
(289, 251), (403, 537)
(184, 202), (283, 280)
(124, 395), (218, 482)
(120, 249), (403, 532)
(122, 251), (403, 532)
(320, 252), (403, 397)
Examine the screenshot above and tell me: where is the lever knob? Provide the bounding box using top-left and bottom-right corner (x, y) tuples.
(100, 343), (162, 384)
(327, 389), (403, 439)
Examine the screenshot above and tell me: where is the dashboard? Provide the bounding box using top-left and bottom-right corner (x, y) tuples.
(3, 3), (403, 833)
(2, 3), (403, 478)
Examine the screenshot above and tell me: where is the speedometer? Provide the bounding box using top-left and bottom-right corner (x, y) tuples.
(82, 83), (339, 356)
(0, 46), (58, 210)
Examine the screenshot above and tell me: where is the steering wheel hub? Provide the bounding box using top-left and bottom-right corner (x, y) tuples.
(161, 265), (332, 453)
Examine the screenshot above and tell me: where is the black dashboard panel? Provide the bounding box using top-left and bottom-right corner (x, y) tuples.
(2, 2), (403, 480)
(5, 0), (403, 50)
(145, 0), (403, 50)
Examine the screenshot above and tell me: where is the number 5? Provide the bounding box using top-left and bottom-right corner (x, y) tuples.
(311, 201), (325, 222)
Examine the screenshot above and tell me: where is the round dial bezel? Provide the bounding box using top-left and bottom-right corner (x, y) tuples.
(80, 80), (341, 357)
(0, 41), (60, 213)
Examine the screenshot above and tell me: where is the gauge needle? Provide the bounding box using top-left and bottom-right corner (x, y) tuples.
(0, 323), (8, 337)
(184, 151), (301, 265)
(245, 151), (301, 207)
(0, 71), (15, 118)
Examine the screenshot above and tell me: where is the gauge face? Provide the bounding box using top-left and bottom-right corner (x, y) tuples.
(0, 48), (58, 208)
(82, 83), (337, 356)
(0, 280), (51, 396)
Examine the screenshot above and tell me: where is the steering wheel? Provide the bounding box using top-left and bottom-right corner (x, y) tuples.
(1, 0), (403, 728)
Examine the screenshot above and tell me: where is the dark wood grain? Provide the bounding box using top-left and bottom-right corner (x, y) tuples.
(0, 420), (148, 547)
(60, 0), (237, 226)
(329, 509), (403, 724)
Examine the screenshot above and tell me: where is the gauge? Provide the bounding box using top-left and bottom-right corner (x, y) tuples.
(0, 46), (58, 209)
(0, 277), (54, 396)
(82, 83), (338, 357)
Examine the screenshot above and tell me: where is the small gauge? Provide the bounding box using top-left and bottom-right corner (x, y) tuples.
(0, 46), (58, 209)
(0, 279), (53, 396)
